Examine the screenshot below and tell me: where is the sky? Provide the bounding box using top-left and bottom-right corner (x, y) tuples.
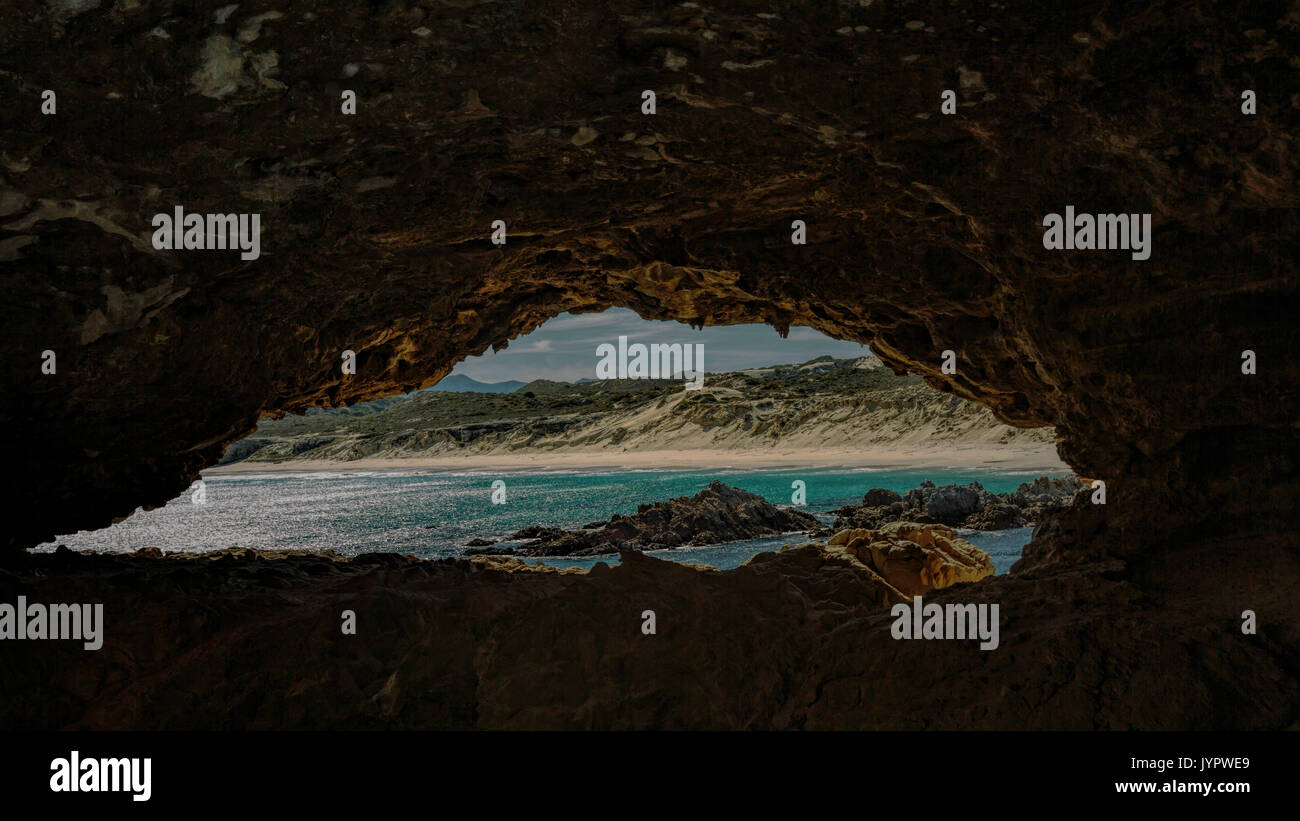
(450, 308), (869, 383)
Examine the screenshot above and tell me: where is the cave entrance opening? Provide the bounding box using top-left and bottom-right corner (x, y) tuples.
(38, 308), (1068, 576)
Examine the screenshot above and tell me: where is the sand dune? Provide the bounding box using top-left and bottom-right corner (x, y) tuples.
(208, 444), (1066, 475)
(209, 356), (1066, 475)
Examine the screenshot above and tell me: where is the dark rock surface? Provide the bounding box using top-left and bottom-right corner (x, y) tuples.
(831, 477), (1086, 531)
(1, 544), (1295, 730)
(492, 481), (820, 557)
(1, 1), (1295, 564)
(861, 488), (903, 507)
(0, 2), (1297, 730)
(461, 545), (515, 556)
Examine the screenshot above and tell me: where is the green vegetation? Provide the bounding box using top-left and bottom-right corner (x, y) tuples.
(227, 356), (939, 463)
(256, 358), (917, 437)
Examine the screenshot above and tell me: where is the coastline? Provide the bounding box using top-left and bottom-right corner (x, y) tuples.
(204, 444), (1070, 477)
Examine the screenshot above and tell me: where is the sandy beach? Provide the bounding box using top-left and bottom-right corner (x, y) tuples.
(205, 444), (1070, 476)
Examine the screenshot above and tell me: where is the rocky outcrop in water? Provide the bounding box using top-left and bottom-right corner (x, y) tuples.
(472, 481), (820, 557)
(830, 477), (1085, 532)
(1001, 477), (1090, 525)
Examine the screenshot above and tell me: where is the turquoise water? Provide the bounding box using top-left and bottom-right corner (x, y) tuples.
(39, 467), (1057, 574)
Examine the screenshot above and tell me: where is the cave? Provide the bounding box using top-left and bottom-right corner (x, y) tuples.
(0, 0), (1297, 730)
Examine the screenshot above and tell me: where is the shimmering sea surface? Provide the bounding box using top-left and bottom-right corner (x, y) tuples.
(41, 466), (1057, 573)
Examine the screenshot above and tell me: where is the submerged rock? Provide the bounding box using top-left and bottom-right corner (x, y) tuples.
(509, 525), (567, 541)
(463, 545), (517, 556)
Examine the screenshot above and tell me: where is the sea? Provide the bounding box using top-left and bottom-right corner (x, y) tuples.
(37, 467), (1064, 574)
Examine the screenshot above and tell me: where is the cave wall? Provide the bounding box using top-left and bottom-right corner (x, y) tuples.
(5, 544), (1298, 730)
(1, 0), (1297, 557)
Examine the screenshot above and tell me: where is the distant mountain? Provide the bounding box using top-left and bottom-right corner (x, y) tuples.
(429, 374), (526, 394)
(514, 379), (573, 395)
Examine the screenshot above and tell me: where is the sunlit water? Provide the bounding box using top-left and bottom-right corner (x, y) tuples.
(39, 467), (1058, 573)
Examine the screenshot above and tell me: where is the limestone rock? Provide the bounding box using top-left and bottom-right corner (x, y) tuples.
(825, 522), (994, 596)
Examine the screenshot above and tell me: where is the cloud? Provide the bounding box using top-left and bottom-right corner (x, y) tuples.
(452, 308), (868, 382)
